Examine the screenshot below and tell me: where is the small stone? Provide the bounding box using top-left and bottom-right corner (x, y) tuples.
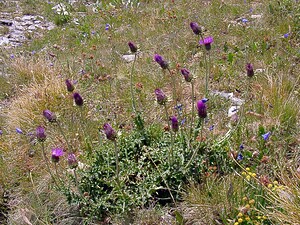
(251, 14), (262, 19)
(122, 54), (135, 63)
(0, 19), (13, 26)
(0, 37), (9, 45)
(28, 25), (36, 30)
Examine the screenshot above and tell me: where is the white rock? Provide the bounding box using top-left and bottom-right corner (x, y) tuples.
(250, 14), (262, 19)
(122, 54), (135, 63)
(228, 106), (240, 117)
(0, 37), (9, 45)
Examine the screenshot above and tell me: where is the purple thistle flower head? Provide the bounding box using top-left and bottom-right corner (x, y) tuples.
(180, 68), (193, 82)
(154, 54), (168, 69)
(170, 116), (179, 132)
(190, 22), (201, 35)
(246, 63), (254, 77)
(65, 79), (75, 92)
(68, 153), (78, 169)
(16, 128), (23, 134)
(262, 131), (271, 141)
(199, 36), (214, 51)
(155, 88), (167, 105)
(197, 100), (207, 118)
(103, 123), (117, 141)
(73, 92), (83, 106)
(36, 126), (46, 142)
(128, 41), (138, 53)
(43, 110), (56, 122)
(51, 148), (64, 163)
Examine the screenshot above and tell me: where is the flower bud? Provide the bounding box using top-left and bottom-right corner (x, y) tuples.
(36, 126), (46, 142)
(246, 63), (254, 77)
(171, 116), (179, 132)
(43, 110), (56, 122)
(180, 68), (193, 82)
(154, 54), (168, 69)
(73, 92), (83, 106)
(190, 22), (201, 35)
(103, 123), (117, 141)
(155, 89), (167, 105)
(128, 41), (138, 53)
(51, 148), (64, 163)
(65, 79), (75, 92)
(197, 100), (207, 118)
(68, 153), (78, 169)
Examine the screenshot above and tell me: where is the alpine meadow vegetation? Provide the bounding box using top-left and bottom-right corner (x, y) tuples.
(0, 0), (299, 224)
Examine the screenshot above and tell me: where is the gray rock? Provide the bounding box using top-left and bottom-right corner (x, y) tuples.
(28, 25), (36, 30)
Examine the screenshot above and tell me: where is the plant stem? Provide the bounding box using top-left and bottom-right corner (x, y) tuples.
(164, 104), (174, 164)
(167, 68), (177, 105)
(130, 53), (137, 114)
(190, 81), (195, 140)
(73, 168), (80, 194)
(41, 142), (60, 189)
(185, 118), (203, 169)
(114, 140), (120, 188)
(56, 122), (72, 153)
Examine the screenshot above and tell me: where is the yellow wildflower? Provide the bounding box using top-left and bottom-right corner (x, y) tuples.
(249, 199), (255, 204)
(238, 218), (243, 223)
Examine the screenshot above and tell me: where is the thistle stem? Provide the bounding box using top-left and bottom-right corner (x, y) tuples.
(167, 68), (177, 104)
(41, 142), (60, 189)
(190, 81), (195, 140)
(130, 53), (137, 114)
(56, 122), (72, 153)
(114, 140), (120, 188)
(164, 104), (174, 164)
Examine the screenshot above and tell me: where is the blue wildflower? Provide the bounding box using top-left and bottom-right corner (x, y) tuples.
(10, 54), (15, 59)
(105, 23), (110, 30)
(16, 128), (23, 134)
(181, 119), (186, 125)
(239, 144), (244, 150)
(237, 153), (243, 161)
(284, 33), (289, 38)
(241, 18), (248, 23)
(209, 125), (214, 131)
(262, 131), (271, 141)
(201, 98), (209, 103)
(0, 130), (3, 135)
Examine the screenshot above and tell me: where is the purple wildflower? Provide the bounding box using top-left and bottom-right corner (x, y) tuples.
(73, 92), (83, 106)
(36, 126), (46, 142)
(155, 88), (167, 105)
(51, 148), (64, 163)
(284, 33), (289, 38)
(170, 116), (179, 132)
(209, 125), (214, 131)
(103, 123), (117, 141)
(43, 110), (56, 122)
(128, 41), (138, 53)
(246, 63), (254, 77)
(16, 128), (23, 134)
(65, 79), (75, 92)
(262, 131), (271, 141)
(154, 54), (168, 69)
(199, 36), (213, 51)
(190, 22), (201, 35)
(180, 68), (193, 82)
(105, 23), (110, 30)
(239, 144), (244, 150)
(10, 54), (15, 59)
(197, 100), (207, 118)
(0, 130), (2, 135)
(68, 153), (78, 169)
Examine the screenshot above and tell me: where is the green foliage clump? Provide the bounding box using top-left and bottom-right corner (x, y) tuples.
(65, 124), (233, 221)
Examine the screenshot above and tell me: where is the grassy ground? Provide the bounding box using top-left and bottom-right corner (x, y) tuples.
(0, 0), (300, 224)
